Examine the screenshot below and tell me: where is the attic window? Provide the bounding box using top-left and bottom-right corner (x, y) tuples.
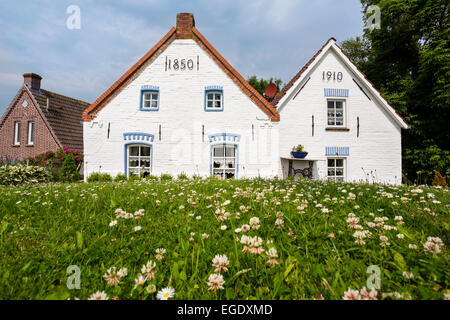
(205, 86), (223, 111)
(140, 86), (159, 111)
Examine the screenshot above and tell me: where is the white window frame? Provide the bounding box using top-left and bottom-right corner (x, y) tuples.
(205, 90), (223, 111)
(141, 90), (159, 110)
(327, 99), (346, 127)
(27, 121), (34, 145)
(14, 121), (20, 145)
(327, 157), (345, 182)
(212, 144), (236, 179)
(127, 144), (151, 178)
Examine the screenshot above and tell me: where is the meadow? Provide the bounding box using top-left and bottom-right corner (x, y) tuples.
(0, 177), (448, 300)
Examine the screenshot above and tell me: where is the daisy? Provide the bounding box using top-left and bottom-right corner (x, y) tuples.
(156, 287), (175, 300)
(134, 226), (142, 232)
(235, 228), (241, 233)
(109, 220), (118, 227)
(88, 291), (108, 300)
(220, 225), (227, 231)
(134, 275), (146, 286)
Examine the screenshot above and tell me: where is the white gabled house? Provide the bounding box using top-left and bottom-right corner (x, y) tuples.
(83, 13), (408, 184)
(82, 13), (280, 180)
(273, 38), (408, 184)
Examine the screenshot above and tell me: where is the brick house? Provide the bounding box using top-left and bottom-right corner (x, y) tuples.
(0, 73), (90, 161)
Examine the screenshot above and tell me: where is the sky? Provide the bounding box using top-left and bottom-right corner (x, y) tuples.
(0, 0), (365, 115)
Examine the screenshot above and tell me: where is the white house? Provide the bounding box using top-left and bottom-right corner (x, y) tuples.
(83, 13), (408, 184)
(83, 13), (280, 180)
(273, 38), (409, 184)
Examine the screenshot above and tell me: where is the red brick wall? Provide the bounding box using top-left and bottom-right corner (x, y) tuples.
(0, 88), (60, 161)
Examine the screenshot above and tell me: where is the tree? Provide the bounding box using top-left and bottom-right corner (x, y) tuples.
(341, 0), (449, 184)
(247, 76), (283, 100)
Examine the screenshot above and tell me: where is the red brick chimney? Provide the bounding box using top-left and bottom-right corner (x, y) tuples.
(176, 13), (195, 39)
(23, 73), (42, 91)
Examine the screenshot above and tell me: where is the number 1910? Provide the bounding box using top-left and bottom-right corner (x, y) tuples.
(323, 71), (343, 81)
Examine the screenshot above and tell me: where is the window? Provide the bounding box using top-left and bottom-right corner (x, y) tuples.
(327, 100), (345, 126)
(127, 144), (151, 177)
(27, 121), (34, 145)
(14, 121), (20, 145)
(205, 87), (223, 111)
(327, 158), (345, 182)
(140, 89), (159, 111)
(212, 144), (236, 178)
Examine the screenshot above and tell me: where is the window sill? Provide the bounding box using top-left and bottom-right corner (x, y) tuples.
(204, 108), (224, 112)
(12, 144), (20, 147)
(139, 108), (159, 112)
(326, 127), (350, 131)
(26, 144), (34, 147)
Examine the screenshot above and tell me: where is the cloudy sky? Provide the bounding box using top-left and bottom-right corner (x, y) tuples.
(0, 0), (365, 114)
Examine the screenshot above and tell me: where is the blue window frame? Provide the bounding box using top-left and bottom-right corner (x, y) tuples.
(140, 86), (159, 111)
(204, 86), (224, 111)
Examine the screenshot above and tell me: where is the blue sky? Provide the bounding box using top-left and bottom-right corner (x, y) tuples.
(0, 0), (365, 115)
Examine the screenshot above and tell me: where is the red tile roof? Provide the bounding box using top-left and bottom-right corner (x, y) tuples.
(82, 19), (280, 122)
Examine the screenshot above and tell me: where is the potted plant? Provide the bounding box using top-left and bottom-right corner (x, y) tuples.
(291, 144), (308, 158)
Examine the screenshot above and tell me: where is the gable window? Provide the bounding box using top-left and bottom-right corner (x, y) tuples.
(14, 121), (20, 145)
(212, 144), (236, 178)
(327, 100), (345, 126)
(126, 144), (151, 178)
(140, 87), (159, 111)
(27, 121), (34, 145)
(327, 158), (345, 182)
(205, 86), (223, 111)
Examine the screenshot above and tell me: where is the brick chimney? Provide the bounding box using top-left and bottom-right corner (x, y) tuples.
(23, 73), (42, 91)
(176, 13), (195, 39)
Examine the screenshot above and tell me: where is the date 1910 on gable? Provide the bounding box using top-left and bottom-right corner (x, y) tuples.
(165, 56), (199, 71)
(323, 71), (343, 81)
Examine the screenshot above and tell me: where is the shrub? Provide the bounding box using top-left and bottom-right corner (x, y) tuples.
(177, 172), (188, 180)
(60, 153), (81, 182)
(144, 174), (158, 181)
(87, 172), (113, 183)
(114, 173), (127, 182)
(160, 173), (173, 181)
(0, 164), (51, 186)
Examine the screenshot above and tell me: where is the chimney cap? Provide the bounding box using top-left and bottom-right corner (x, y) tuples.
(23, 73), (42, 91)
(23, 73), (42, 80)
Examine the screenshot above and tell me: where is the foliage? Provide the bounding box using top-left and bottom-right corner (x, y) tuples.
(0, 178), (448, 300)
(247, 76), (283, 100)
(114, 174), (127, 182)
(0, 164), (51, 186)
(87, 172), (113, 183)
(26, 147), (82, 169)
(177, 173), (189, 180)
(160, 173), (173, 181)
(341, 0), (449, 184)
(60, 153), (81, 182)
(294, 144), (305, 152)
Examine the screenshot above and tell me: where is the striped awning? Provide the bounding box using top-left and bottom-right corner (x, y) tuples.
(324, 88), (349, 97)
(325, 146), (349, 156)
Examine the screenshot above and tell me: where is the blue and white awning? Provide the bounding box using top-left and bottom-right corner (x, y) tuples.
(325, 146), (349, 156)
(324, 88), (349, 97)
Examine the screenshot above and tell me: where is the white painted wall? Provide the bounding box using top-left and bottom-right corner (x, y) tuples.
(84, 39), (280, 179)
(278, 48), (403, 184)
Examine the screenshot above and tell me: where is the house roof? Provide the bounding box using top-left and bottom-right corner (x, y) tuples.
(272, 38), (409, 129)
(30, 88), (90, 152)
(82, 15), (280, 122)
(0, 83), (90, 152)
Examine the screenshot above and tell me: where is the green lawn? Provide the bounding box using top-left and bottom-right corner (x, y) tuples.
(0, 177), (448, 300)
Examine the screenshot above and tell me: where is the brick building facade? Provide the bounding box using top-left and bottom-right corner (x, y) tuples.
(0, 73), (90, 161)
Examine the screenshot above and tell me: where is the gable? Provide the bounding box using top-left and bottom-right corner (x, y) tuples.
(273, 38), (408, 129)
(83, 15), (279, 122)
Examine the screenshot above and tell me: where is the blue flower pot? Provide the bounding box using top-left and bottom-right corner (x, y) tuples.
(292, 151), (308, 158)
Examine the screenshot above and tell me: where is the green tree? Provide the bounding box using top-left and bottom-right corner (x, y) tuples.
(247, 76), (283, 100)
(341, 0), (449, 184)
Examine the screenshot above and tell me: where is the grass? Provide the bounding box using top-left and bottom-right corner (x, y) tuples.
(0, 177), (448, 300)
